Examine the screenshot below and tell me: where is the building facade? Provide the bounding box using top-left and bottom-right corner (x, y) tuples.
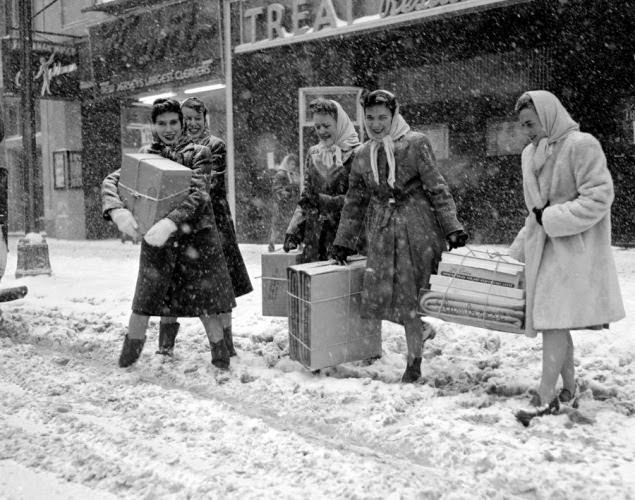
(228, 0), (635, 245)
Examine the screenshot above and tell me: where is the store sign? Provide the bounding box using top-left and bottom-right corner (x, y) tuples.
(1, 40), (79, 99)
(89, 0), (222, 95)
(235, 0), (529, 52)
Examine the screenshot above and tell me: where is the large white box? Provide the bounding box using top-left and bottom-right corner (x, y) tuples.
(287, 257), (382, 370)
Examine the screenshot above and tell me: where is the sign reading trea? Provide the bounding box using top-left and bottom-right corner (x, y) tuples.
(235, 0), (528, 52)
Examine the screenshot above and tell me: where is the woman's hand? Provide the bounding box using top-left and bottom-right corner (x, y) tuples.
(447, 229), (468, 250)
(110, 208), (139, 239)
(532, 201), (550, 226)
(283, 234), (300, 252)
(330, 245), (354, 265)
(144, 218), (177, 247)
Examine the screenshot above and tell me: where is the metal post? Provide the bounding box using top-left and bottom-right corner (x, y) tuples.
(20, 0), (37, 234)
(223, 0), (236, 222)
(15, 0), (52, 278)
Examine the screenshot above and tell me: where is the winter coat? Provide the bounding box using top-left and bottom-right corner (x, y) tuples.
(334, 131), (463, 324)
(509, 131), (625, 336)
(180, 134), (252, 298)
(286, 145), (363, 262)
(101, 138), (236, 317)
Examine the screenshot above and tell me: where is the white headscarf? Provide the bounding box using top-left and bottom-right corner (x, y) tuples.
(365, 103), (411, 188)
(523, 90), (579, 174)
(315, 100), (360, 169)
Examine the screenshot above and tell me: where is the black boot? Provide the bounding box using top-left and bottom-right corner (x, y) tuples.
(401, 357), (422, 383)
(515, 396), (560, 427)
(223, 326), (237, 357)
(211, 339), (230, 370)
(156, 322), (179, 356)
(118, 335), (146, 368)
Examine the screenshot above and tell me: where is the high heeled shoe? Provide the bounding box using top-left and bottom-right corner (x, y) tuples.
(558, 386), (579, 409)
(515, 396), (560, 427)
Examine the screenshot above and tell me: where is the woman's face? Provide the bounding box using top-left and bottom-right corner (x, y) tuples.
(518, 107), (547, 147)
(365, 104), (393, 138)
(313, 113), (337, 147)
(183, 106), (206, 139)
(153, 111), (182, 145)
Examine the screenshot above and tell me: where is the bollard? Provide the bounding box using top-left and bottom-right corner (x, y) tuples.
(15, 232), (52, 278)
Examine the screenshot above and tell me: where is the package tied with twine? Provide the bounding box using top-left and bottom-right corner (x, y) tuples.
(261, 249), (303, 317)
(287, 256), (382, 370)
(418, 248), (526, 335)
(118, 153), (192, 235)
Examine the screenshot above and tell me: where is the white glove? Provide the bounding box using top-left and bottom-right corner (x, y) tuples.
(144, 218), (178, 247)
(110, 208), (138, 239)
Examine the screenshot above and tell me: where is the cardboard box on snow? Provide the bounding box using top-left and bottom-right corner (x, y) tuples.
(118, 153), (192, 235)
(287, 257), (382, 370)
(261, 249), (303, 316)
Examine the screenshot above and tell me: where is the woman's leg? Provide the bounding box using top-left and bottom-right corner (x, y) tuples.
(221, 312), (237, 356)
(538, 329), (570, 405)
(128, 312), (150, 339)
(404, 315), (423, 364)
(119, 312), (150, 367)
(157, 316), (180, 356)
(560, 331), (576, 394)
(200, 314), (229, 369)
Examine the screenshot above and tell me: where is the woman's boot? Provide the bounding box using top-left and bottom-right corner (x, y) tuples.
(119, 335), (146, 367)
(157, 322), (180, 356)
(401, 357), (422, 383)
(515, 397), (560, 427)
(223, 326), (237, 357)
(211, 339), (230, 370)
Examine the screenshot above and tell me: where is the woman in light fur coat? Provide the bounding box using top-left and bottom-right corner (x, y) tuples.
(509, 90), (625, 425)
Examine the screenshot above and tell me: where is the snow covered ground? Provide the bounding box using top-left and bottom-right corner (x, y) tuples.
(0, 236), (633, 499)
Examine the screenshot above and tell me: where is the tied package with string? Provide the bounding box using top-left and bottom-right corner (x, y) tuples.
(118, 153), (192, 235)
(287, 257), (382, 370)
(418, 249), (526, 334)
(261, 249), (303, 316)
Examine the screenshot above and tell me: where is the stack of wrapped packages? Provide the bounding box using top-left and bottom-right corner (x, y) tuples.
(418, 250), (525, 334)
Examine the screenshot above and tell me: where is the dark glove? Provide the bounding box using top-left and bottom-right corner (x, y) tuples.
(330, 245), (354, 265)
(532, 201), (550, 226)
(447, 229), (468, 250)
(283, 234), (300, 253)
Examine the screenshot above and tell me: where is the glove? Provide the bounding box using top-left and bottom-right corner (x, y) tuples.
(330, 245), (354, 265)
(144, 218), (178, 247)
(110, 208), (139, 239)
(283, 234), (300, 252)
(447, 229), (468, 250)
(532, 201), (550, 226)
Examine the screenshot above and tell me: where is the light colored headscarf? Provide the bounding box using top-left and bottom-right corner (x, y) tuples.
(315, 100), (360, 169)
(365, 100), (411, 188)
(523, 90), (579, 174)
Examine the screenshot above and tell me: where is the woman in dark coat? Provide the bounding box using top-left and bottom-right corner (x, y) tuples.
(332, 90), (467, 383)
(283, 98), (363, 262)
(102, 98), (236, 369)
(178, 97), (252, 357)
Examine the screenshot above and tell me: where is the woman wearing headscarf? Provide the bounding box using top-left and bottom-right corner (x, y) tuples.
(102, 98), (235, 369)
(283, 98), (363, 262)
(331, 90), (467, 383)
(509, 90), (624, 425)
(168, 96), (252, 358)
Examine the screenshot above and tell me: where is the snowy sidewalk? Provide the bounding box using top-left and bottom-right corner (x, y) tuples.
(1, 237), (634, 499)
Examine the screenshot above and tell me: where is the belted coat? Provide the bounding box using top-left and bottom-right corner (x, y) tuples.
(334, 131), (463, 324)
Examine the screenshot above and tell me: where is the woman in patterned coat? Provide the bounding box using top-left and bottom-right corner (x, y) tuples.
(332, 90), (467, 383)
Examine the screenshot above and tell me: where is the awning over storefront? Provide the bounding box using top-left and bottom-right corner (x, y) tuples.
(81, 0), (169, 15)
